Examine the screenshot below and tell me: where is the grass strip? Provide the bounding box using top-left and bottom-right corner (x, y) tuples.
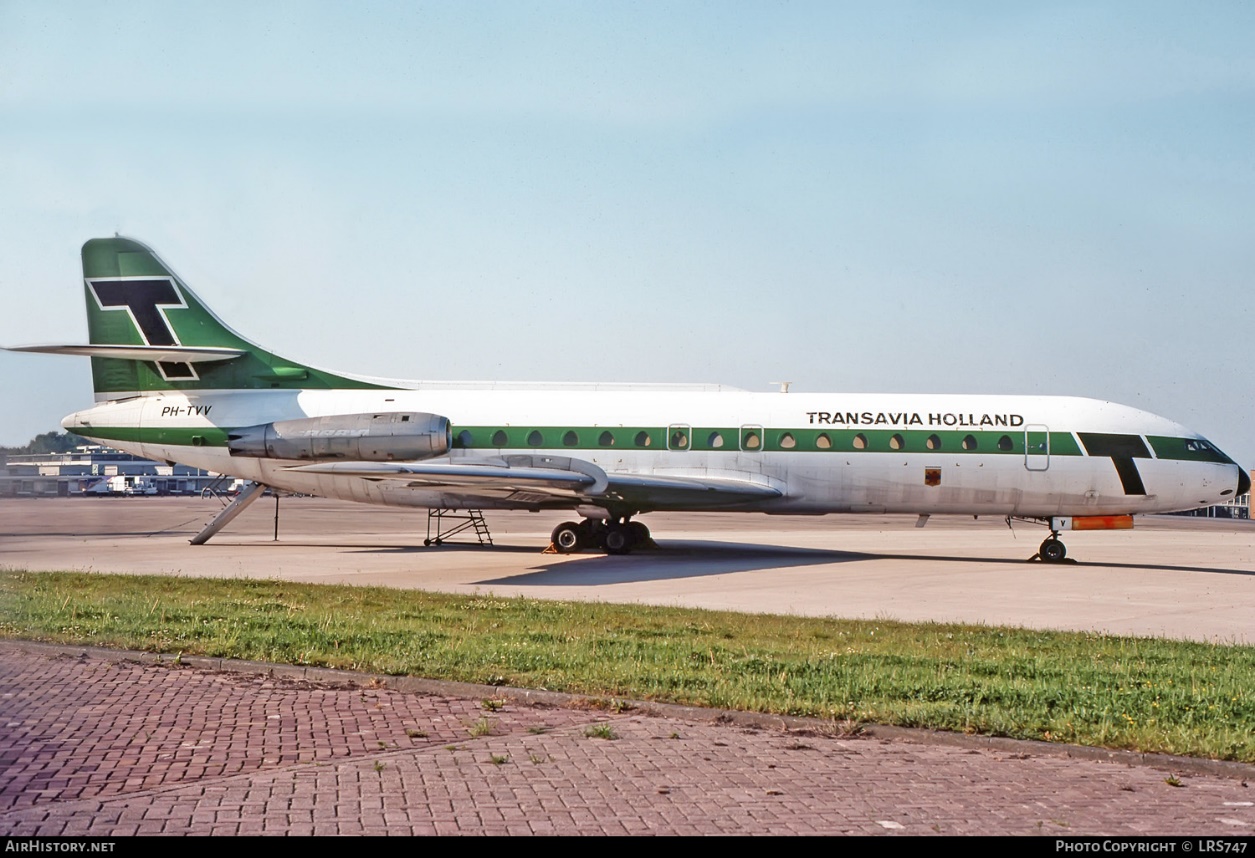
(2, 569), (1252, 762)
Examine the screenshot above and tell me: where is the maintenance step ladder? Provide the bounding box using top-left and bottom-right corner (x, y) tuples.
(425, 508), (493, 547)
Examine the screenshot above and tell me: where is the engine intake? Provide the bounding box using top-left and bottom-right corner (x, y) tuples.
(228, 412), (450, 461)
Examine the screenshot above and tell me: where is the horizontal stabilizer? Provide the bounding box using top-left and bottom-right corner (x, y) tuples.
(8, 344), (246, 363)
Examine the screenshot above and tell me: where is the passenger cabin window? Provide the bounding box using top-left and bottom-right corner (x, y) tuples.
(634, 431), (652, 448)
(779, 433), (796, 449)
(491, 430), (508, 447)
(741, 429), (762, 451)
(707, 431), (725, 449)
(563, 430), (579, 447)
(852, 433), (867, 450)
(998, 435), (1013, 451)
(816, 433), (832, 449)
(457, 430), (473, 448)
(889, 434), (903, 450)
(668, 426), (690, 450)
(599, 431), (616, 447)
(962, 434), (977, 451)
(926, 434), (941, 450)
(527, 430), (543, 447)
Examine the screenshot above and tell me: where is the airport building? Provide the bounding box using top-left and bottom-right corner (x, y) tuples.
(1, 445), (222, 497)
(1177, 484), (1250, 519)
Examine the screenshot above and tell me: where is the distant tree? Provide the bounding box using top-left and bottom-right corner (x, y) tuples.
(1, 431), (90, 460)
(28, 431), (88, 453)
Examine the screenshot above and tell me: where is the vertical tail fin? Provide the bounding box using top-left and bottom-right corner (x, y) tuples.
(80, 237), (382, 398)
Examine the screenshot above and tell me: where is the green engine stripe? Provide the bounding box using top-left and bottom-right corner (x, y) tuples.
(78, 426), (232, 448)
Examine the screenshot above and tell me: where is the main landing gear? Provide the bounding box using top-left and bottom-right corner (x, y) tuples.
(549, 518), (653, 555)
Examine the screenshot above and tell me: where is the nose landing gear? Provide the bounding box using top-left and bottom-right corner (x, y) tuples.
(1038, 535), (1067, 563)
(1008, 516), (1078, 563)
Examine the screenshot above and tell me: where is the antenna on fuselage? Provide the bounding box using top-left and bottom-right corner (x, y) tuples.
(771, 381), (792, 393)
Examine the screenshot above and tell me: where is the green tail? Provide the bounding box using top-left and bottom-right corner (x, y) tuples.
(82, 237), (384, 396)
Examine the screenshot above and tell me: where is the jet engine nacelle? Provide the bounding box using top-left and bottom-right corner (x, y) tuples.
(228, 412), (451, 461)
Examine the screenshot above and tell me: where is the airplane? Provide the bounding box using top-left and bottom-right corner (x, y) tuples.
(6, 236), (1249, 560)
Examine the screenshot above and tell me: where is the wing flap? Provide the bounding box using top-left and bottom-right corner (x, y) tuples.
(287, 460), (597, 494)
(602, 472), (782, 508)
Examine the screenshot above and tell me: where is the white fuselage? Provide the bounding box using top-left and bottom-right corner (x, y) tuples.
(63, 386), (1240, 518)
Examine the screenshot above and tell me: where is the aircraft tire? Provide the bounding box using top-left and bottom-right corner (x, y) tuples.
(602, 525), (632, 555)
(1039, 538), (1067, 563)
(627, 521), (650, 546)
(577, 519), (600, 540)
(551, 522), (583, 553)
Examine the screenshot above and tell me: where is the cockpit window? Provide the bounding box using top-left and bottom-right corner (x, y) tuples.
(1146, 435), (1230, 463)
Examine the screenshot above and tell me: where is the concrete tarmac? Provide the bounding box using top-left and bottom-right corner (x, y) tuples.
(2, 498), (1254, 835)
(3, 497), (1254, 642)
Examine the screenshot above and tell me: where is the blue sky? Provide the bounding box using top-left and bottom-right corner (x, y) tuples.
(3, 1), (1254, 464)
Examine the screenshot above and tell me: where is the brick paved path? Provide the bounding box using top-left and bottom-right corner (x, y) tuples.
(2, 642), (1252, 835)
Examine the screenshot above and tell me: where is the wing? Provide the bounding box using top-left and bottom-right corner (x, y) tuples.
(287, 454), (781, 511)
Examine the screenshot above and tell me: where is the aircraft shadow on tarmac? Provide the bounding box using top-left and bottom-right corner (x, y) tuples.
(175, 536), (1252, 583)
(462, 540), (1252, 585)
(506, 541), (864, 585)
(323, 539), (886, 583)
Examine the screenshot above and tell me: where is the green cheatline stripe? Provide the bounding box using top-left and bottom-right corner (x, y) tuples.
(451, 425), (1079, 455)
(75, 423), (1223, 463)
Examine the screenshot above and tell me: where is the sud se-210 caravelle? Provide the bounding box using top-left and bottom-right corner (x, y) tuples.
(8, 237), (1249, 560)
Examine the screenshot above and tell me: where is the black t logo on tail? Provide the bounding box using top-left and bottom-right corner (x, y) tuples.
(88, 278), (196, 380)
